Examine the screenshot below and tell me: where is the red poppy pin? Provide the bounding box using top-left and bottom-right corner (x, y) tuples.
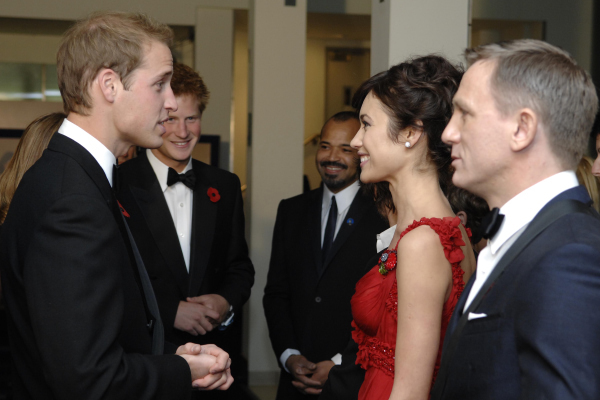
(118, 200), (130, 218)
(207, 187), (220, 203)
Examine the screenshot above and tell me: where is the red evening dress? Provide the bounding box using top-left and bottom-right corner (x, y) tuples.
(351, 216), (469, 400)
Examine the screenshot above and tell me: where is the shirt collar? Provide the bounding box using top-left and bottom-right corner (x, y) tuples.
(377, 224), (397, 252)
(322, 180), (360, 214)
(490, 170), (579, 254)
(58, 119), (117, 186)
(146, 149), (193, 192)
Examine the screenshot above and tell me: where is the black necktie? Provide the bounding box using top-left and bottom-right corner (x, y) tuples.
(322, 196), (338, 263)
(167, 167), (196, 189)
(481, 207), (505, 240)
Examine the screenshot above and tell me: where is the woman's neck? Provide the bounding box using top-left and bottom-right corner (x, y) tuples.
(388, 166), (453, 230)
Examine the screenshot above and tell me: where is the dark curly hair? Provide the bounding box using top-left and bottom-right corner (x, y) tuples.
(353, 55), (463, 195)
(447, 186), (490, 244)
(170, 62), (210, 113)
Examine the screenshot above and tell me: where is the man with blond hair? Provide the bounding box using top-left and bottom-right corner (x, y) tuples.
(431, 39), (600, 399)
(0, 11), (232, 399)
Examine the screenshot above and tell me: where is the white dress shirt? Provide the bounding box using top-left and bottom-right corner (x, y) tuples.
(281, 180), (361, 372)
(58, 119), (116, 186)
(463, 171), (579, 312)
(377, 224), (397, 252)
(321, 181), (361, 247)
(147, 149), (193, 272)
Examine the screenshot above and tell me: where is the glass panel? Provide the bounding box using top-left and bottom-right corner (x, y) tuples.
(45, 64), (62, 102)
(0, 62), (43, 101)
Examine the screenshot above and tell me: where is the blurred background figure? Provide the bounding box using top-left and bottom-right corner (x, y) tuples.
(0, 112), (65, 226)
(447, 186), (490, 255)
(0, 111), (65, 399)
(591, 113), (600, 177)
(576, 156), (600, 212)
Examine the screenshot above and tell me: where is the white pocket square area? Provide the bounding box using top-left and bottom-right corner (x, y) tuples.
(468, 312), (488, 321)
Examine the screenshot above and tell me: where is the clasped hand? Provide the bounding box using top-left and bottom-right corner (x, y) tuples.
(287, 355), (334, 395)
(176, 343), (234, 390)
(175, 294), (230, 336)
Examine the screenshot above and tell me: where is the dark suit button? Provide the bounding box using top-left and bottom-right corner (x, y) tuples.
(315, 296), (322, 303)
(147, 319), (154, 332)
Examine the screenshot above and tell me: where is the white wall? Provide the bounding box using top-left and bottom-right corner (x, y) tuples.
(246, 0), (307, 383)
(371, 0), (470, 74)
(472, 0), (594, 71)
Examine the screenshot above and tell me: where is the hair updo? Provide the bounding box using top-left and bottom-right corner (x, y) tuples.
(353, 55), (463, 194)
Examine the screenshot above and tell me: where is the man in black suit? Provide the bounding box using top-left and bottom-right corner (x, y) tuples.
(116, 62), (254, 396)
(431, 40), (600, 399)
(0, 12), (232, 399)
(263, 112), (388, 399)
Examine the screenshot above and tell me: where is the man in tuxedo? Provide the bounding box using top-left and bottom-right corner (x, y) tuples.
(0, 12), (232, 399)
(263, 112), (388, 399)
(431, 39), (600, 399)
(116, 62), (254, 397)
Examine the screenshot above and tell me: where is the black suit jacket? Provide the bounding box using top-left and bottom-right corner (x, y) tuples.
(431, 186), (600, 400)
(0, 134), (191, 399)
(116, 152), (254, 353)
(263, 186), (387, 400)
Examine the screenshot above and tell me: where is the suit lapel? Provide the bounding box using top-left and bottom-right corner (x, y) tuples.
(310, 187), (325, 275)
(320, 189), (370, 278)
(188, 161), (218, 297)
(127, 155), (189, 297)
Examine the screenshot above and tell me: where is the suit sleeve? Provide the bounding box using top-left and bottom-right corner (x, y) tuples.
(215, 175), (255, 312)
(263, 200), (300, 361)
(516, 242), (600, 399)
(25, 194), (191, 400)
(320, 336), (364, 400)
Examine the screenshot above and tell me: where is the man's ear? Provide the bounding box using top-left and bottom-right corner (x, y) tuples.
(96, 68), (120, 103)
(510, 108), (538, 152)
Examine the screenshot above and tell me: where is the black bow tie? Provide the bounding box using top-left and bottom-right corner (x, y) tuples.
(481, 207), (505, 240)
(167, 168), (196, 189)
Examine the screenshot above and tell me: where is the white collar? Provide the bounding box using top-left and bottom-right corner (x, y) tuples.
(146, 149), (193, 192)
(58, 119), (116, 186)
(322, 180), (361, 213)
(490, 170), (579, 254)
(377, 224), (397, 252)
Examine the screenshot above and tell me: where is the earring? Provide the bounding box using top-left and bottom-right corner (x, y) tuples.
(405, 142), (411, 148)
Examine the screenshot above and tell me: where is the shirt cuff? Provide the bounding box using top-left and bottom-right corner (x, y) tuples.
(280, 348), (301, 373)
(331, 353), (342, 365)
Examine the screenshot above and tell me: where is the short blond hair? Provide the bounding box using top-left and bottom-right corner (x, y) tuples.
(57, 11), (173, 115)
(465, 39), (598, 169)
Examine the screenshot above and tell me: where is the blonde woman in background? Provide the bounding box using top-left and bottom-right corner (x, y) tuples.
(576, 155), (600, 212)
(0, 112), (65, 225)
(0, 112), (65, 303)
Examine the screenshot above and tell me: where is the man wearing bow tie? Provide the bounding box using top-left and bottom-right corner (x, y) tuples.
(431, 40), (600, 400)
(117, 63), (254, 397)
(263, 112), (388, 399)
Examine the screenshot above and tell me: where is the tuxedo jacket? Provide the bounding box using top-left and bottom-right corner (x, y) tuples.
(263, 186), (387, 399)
(0, 134), (191, 400)
(431, 186), (600, 400)
(116, 152), (254, 352)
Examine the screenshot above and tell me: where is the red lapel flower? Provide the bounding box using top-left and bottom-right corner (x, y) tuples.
(117, 200), (130, 218)
(207, 187), (220, 203)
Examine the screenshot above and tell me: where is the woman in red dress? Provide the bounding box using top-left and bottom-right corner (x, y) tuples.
(349, 55), (477, 400)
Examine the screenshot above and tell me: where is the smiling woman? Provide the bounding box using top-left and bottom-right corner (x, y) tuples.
(344, 55), (477, 400)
